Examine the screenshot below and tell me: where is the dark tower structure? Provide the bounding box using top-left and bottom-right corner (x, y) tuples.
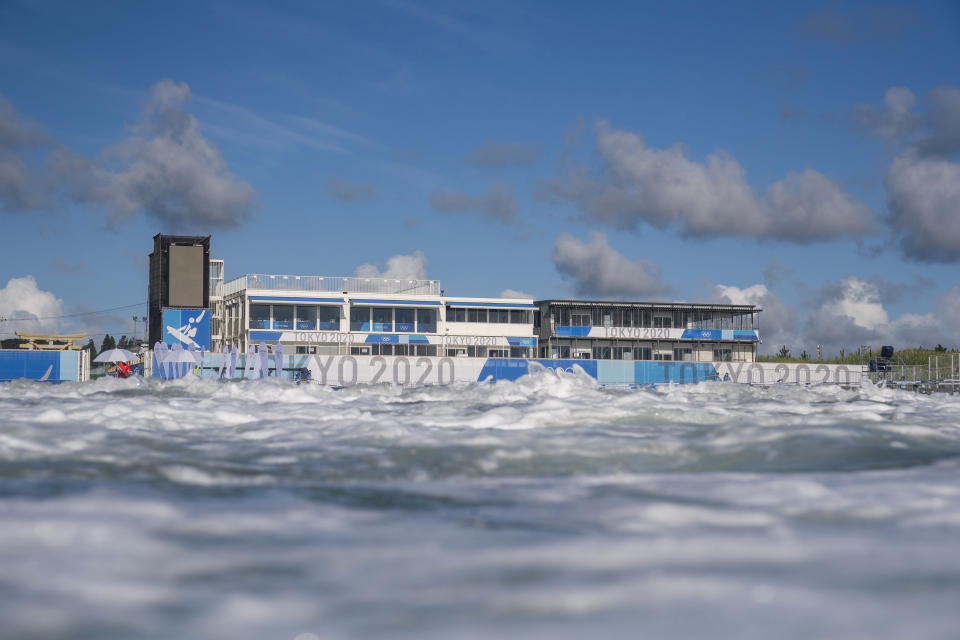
(148, 234), (210, 346)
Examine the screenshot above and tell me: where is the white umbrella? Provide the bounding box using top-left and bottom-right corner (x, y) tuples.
(162, 349), (201, 364)
(94, 348), (138, 363)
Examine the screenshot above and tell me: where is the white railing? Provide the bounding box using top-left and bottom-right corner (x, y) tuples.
(222, 274), (442, 297)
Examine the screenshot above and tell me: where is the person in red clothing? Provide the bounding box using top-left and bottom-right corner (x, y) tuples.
(116, 361), (132, 378)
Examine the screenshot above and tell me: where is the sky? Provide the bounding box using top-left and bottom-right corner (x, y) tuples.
(0, 0), (958, 355)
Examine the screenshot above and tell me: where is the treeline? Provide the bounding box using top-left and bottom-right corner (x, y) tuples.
(759, 345), (958, 366)
(85, 335), (140, 359)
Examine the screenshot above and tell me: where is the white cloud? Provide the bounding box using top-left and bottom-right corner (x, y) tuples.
(547, 121), (875, 242)
(354, 250), (428, 280)
(0, 276), (63, 335)
(500, 288), (535, 300)
(712, 283), (799, 354)
(550, 231), (667, 298)
(1, 81), (256, 229)
(854, 86), (919, 142)
(886, 152), (960, 262)
(430, 181), (516, 223)
(467, 141), (540, 168)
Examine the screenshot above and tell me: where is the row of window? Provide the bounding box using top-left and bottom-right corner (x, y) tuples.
(446, 307), (532, 324)
(250, 304), (339, 331)
(349, 306), (437, 333)
(548, 308), (756, 330)
(544, 346), (737, 361)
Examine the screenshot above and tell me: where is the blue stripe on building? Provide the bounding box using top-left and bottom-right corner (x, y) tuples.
(554, 326), (592, 337)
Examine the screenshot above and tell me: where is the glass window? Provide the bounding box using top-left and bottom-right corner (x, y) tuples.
(489, 348), (508, 358)
(395, 308), (415, 332)
(372, 307), (392, 332)
(468, 308), (487, 323)
(295, 305), (315, 330)
(489, 309), (508, 323)
(250, 304), (270, 329)
(614, 346), (633, 360)
(713, 348), (733, 361)
(637, 347), (652, 360)
(446, 307), (465, 322)
(273, 305), (294, 330)
(653, 315), (672, 329)
(572, 312), (591, 326)
(674, 347), (693, 361)
(350, 307), (370, 331)
(317, 306), (339, 330)
(592, 346), (612, 360)
(653, 352), (673, 361)
(509, 347), (530, 358)
(417, 308), (437, 332)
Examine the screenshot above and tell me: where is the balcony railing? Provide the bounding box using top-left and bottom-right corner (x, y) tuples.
(223, 274), (441, 297)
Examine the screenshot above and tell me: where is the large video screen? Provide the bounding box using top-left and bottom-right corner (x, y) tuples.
(169, 245), (203, 308)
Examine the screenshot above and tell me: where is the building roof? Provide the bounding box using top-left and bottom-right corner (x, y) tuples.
(534, 299), (759, 312)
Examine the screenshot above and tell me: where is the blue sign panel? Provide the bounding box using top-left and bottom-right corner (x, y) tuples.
(162, 308), (210, 349)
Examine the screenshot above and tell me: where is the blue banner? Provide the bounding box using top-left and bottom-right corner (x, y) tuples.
(162, 308), (210, 350)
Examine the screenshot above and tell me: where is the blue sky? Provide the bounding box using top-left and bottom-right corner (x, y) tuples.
(0, 0), (958, 354)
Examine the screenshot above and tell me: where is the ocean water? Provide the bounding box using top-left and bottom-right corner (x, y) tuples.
(2, 370), (960, 639)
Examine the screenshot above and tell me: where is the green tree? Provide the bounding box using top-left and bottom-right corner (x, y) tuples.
(99, 334), (116, 354)
(777, 345), (791, 358)
(800, 349), (809, 360)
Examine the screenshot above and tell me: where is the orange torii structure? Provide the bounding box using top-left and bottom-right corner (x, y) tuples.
(14, 331), (86, 351)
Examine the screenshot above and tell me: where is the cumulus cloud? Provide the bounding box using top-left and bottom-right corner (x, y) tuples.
(550, 231), (667, 298)
(500, 288), (535, 300)
(855, 85), (960, 156)
(0, 81), (255, 229)
(853, 85), (960, 262)
(430, 181), (516, 223)
(546, 121), (875, 242)
(799, 4), (918, 44)
(0, 276), (64, 335)
(327, 178), (375, 202)
(467, 140), (540, 168)
(0, 96), (51, 212)
(712, 283), (799, 353)
(886, 152), (960, 262)
(354, 250), (428, 280)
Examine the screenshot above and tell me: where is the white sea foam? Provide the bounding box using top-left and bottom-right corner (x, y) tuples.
(1, 370), (959, 638)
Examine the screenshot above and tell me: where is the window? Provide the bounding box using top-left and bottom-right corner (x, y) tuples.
(395, 308), (415, 332)
(489, 348), (508, 358)
(713, 348), (732, 361)
(468, 308), (487, 323)
(653, 315), (672, 329)
(372, 307), (392, 332)
(489, 309), (508, 323)
(417, 308), (436, 332)
(295, 306), (315, 330)
(592, 346), (612, 360)
(654, 353), (673, 361)
(636, 347), (652, 360)
(250, 304), (270, 329)
(350, 307), (370, 331)
(317, 306), (339, 330)
(614, 346), (633, 360)
(674, 347), (693, 361)
(273, 305), (294, 330)
(446, 307), (465, 322)
(295, 346), (317, 354)
(447, 348), (468, 357)
(350, 346), (371, 355)
(572, 312), (591, 326)
(415, 345), (436, 356)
